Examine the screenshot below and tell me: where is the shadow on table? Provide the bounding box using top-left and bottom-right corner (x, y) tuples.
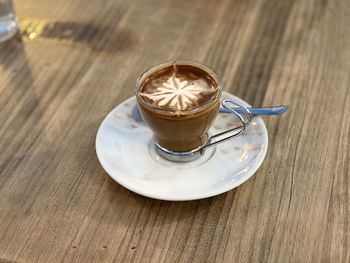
(105, 170), (234, 225)
(0, 33), (42, 178)
(19, 18), (139, 57)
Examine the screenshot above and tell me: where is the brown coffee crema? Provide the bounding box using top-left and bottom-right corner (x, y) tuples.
(138, 63), (219, 112)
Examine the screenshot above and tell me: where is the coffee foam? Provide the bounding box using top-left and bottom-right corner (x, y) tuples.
(139, 63), (219, 111)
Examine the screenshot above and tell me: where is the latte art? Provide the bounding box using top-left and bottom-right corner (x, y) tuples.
(139, 63), (219, 111)
(140, 75), (217, 110)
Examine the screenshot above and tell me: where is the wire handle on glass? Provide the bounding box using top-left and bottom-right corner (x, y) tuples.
(201, 99), (252, 152)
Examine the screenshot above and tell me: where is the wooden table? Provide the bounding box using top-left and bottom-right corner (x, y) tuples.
(1, 0), (349, 262)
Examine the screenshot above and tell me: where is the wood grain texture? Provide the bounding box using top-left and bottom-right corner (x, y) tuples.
(0, 0), (349, 262)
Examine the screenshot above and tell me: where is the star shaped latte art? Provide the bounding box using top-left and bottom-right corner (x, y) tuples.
(141, 75), (215, 110)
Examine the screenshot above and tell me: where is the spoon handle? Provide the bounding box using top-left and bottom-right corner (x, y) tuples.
(219, 106), (288, 115)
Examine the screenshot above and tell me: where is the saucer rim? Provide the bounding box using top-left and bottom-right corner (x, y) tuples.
(95, 93), (268, 201)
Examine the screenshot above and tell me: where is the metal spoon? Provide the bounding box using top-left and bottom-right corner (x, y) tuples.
(132, 105), (288, 122)
(219, 105), (288, 115)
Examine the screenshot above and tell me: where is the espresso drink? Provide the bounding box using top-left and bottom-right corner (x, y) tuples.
(137, 61), (221, 152)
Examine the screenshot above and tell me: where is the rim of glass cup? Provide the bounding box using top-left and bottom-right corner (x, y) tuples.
(135, 60), (223, 114)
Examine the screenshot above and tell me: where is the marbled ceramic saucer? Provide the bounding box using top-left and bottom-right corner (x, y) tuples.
(96, 92), (268, 201)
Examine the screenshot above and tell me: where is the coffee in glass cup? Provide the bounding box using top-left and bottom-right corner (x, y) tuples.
(136, 61), (250, 162)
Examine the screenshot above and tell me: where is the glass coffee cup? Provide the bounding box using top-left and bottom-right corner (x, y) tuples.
(136, 61), (251, 162)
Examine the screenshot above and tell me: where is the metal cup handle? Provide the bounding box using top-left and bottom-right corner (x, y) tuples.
(200, 99), (252, 152)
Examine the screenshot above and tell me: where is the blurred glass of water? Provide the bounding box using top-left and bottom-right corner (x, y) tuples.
(0, 0), (18, 42)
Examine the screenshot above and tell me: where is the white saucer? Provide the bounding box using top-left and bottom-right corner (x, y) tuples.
(96, 92), (268, 201)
